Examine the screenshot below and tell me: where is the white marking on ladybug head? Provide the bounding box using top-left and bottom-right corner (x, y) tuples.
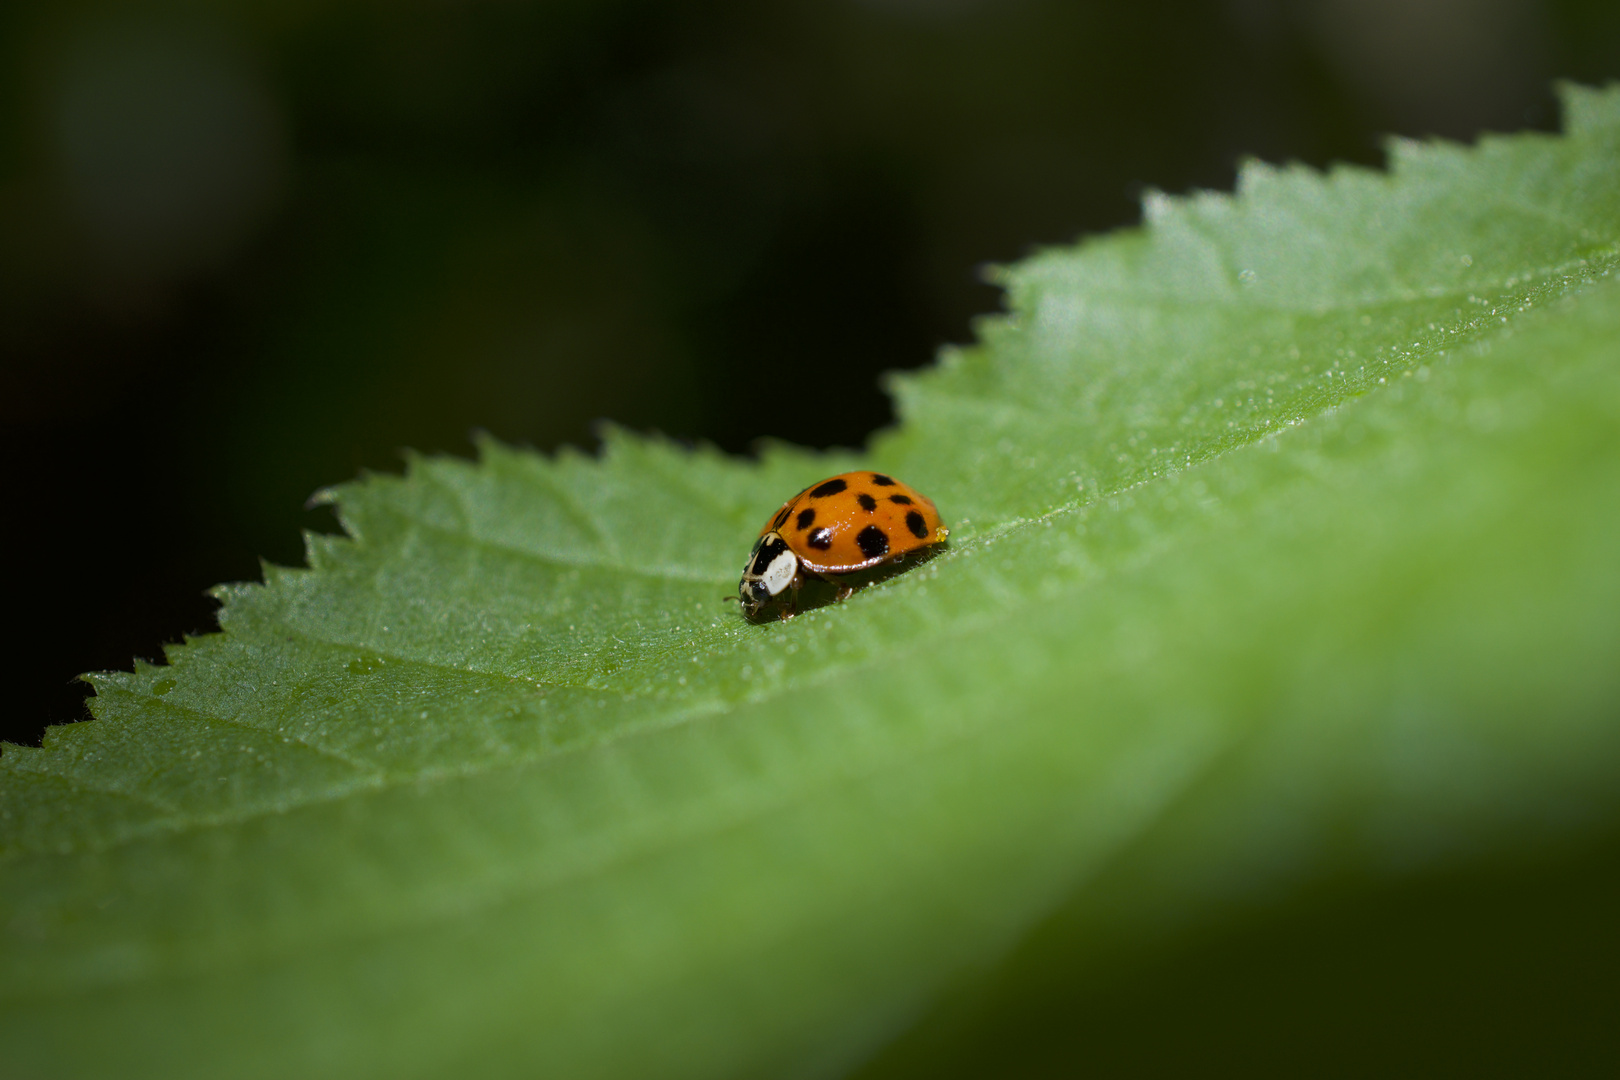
(760, 546), (798, 597)
(738, 532), (800, 617)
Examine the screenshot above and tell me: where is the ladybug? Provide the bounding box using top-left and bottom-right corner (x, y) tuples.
(738, 471), (948, 620)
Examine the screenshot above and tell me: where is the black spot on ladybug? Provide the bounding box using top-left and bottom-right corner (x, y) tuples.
(772, 507), (791, 530)
(870, 474), (896, 486)
(810, 478), (847, 498)
(796, 508), (816, 530)
(888, 494), (913, 505)
(857, 493), (877, 512)
(807, 527), (834, 550)
(856, 525), (890, 559)
(906, 511), (928, 539)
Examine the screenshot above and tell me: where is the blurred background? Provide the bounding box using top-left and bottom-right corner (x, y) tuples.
(4, 0), (1618, 747)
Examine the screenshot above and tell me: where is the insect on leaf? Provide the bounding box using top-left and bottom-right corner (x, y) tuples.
(4, 83), (1620, 1080)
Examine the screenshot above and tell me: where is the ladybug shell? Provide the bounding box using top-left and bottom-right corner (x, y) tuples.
(759, 471), (946, 575)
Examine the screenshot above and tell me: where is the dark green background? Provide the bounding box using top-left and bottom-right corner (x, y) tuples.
(3, 0), (1617, 744)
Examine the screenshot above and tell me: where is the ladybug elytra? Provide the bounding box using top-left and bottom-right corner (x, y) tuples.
(738, 471), (947, 620)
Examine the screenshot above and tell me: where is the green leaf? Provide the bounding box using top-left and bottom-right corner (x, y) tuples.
(5, 83), (1620, 1079)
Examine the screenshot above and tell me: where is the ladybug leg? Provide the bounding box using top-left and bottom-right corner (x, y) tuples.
(834, 582), (854, 602)
(778, 571), (803, 621)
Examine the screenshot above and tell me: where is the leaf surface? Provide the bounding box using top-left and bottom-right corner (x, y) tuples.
(4, 84), (1620, 1080)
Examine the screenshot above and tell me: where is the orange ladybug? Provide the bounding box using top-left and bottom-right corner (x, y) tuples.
(738, 471), (948, 620)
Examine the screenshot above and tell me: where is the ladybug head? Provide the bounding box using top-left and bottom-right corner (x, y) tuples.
(738, 532), (799, 619)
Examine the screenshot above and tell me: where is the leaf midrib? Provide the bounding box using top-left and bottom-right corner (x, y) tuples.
(1006, 250), (1618, 317)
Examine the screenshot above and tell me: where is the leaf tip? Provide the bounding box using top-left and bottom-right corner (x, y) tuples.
(304, 485), (339, 511)
(1139, 186), (1173, 224)
(1556, 80), (1620, 138)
